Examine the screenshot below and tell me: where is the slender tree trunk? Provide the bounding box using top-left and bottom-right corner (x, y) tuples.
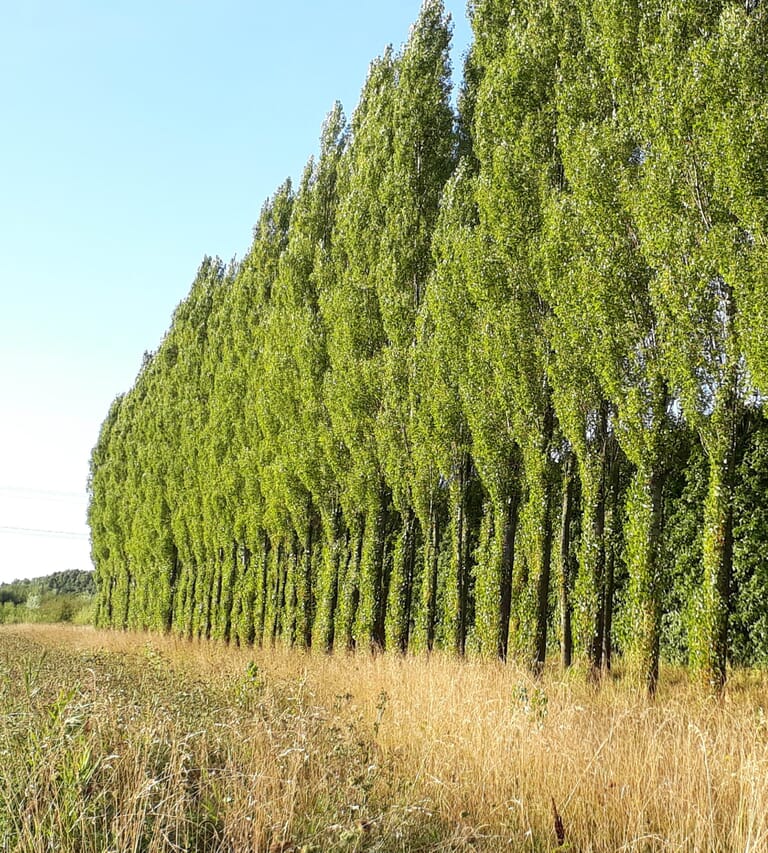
(165, 543), (180, 632)
(533, 396), (556, 674)
(498, 491), (519, 661)
(397, 507), (418, 653)
(121, 565), (131, 631)
(425, 503), (441, 652)
(324, 508), (344, 653)
(456, 488), (466, 656)
(241, 545), (255, 645)
(105, 576), (115, 627)
(256, 532), (270, 647)
(271, 541), (285, 645)
(602, 443), (620, 672)
(629, 459), (665, 697)
(344, 519), (364, 651)
(287, 534), (300, 646)
(303, 511), (314, 649)
(453, 454), (470, 657)
(700, 374), (740, 692)
(198, 558), (211, 640)
(590, 404), (609, 673)
(185, 562), (197, 639)
(533, 489), (554, 672)
(372, 488), (390, 651)
(647, 469), (664, 696)
(358, 486), (391, 651)
(204, 552), (221, 640)
(222, 541), (236, 642)
(559, 451), (575, 669)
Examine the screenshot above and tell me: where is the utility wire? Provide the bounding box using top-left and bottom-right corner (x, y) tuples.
(0, 486), (86, 502)
(0, 525), (89, 540)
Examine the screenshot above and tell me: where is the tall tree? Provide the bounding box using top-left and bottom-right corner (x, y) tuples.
(540, 0), (670, 691)
(472, 0), (563, 670)
(323, 50), (396, 650)
(628, 0), (760, 690)
(374, 0), (456, 653)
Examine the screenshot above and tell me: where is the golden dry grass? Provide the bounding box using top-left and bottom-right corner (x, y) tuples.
(2, 623), (767, 851)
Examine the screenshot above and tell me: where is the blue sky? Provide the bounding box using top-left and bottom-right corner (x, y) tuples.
(0, 1), (472, 584)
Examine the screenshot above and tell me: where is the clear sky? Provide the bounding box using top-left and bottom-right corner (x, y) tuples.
(0, 1), (472, 584)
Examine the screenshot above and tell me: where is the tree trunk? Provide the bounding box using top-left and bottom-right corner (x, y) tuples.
(397, 507), (418, 653)
(629, 460), (665, 697)
(559, 451), (575, 669)
(453, 453), (471, 656)
(256, 532), (270, 646)
(287, 535), (300, 646)
(271, 541), (285, 645)
(185, 562), (197, 639)
(590, 404), (609, 673)
(343, 519), (364, 651)
(166, 543), (180, 632)
(647, 469), (664, 696)
(222, 541), (236, 643)
(372, 488), (390, 651)
(498, 491), (519, 661)
(533, 395), (556, 674)
(241, 545), (255, 645)
(425, 503), (441, 652)
(324, 508), (344, 653)
(700, 375), (740, 692)
(303, 511), (314, 649)
(533, 489), (554, 672)
(602, 443), (620, 672)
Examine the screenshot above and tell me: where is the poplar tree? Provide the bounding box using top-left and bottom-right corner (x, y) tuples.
(240, 183), (294, 643)
(374, 0), (455, 653)
(285, 104), (348, 652)
(257, 106), (347, 649)
(323, 50), (396, 650)
(88, 394), (125, 628)
(472, 0), (562, 669)
(417, 161), (482, 654)
(629, 0), (756, 690)
(541, 0), (668, 688)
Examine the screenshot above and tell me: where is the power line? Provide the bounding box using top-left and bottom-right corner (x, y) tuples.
(0, 486), (86, 502)
(0, 525), (89, 540)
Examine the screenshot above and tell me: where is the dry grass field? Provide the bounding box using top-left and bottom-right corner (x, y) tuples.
(1, 624), (767, 852)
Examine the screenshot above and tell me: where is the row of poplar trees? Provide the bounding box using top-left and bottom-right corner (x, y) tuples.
(89, 0), (768, 693)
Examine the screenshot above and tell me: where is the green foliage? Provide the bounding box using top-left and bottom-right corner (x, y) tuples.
(0, 570), (95, 625)
(731, 418), (768, 665)
(86, 0), (768, 693)
(658, 433), (707, 665)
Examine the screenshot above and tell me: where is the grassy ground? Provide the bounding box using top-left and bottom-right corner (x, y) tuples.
(1, 625), (767, 851)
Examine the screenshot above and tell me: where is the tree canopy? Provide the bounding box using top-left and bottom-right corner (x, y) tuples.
(89, 0), (768, 693)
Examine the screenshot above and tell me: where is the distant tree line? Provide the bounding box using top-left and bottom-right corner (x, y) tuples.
(0, 569), (95, 604)
(88, 0), (768, 693)
(0, 569), (95, 624)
